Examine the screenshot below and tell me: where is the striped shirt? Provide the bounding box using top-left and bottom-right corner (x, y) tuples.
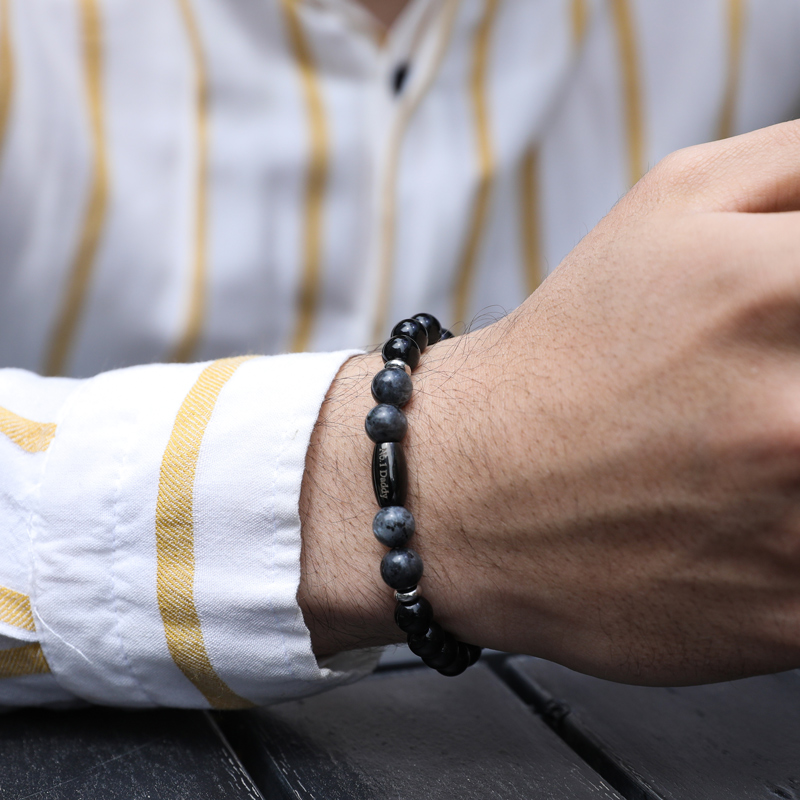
(1, 0), (799, 708)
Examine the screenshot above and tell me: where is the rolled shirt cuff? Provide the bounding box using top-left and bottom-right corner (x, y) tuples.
(29, 351), (380, 708)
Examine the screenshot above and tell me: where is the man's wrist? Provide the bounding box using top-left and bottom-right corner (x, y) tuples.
(298, 351), (401, 656)
(297, 324), (506, 658)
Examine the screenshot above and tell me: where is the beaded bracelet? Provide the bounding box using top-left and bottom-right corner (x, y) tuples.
(366, 313), (482, 677)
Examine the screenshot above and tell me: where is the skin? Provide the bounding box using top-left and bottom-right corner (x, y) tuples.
(299, 120), (800, 686)
(355, 0), (411, 30)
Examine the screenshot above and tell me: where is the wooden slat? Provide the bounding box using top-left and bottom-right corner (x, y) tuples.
(217, 663), (623, 799)
(507, 656), (800, 800)
(0, 707), (263, 799)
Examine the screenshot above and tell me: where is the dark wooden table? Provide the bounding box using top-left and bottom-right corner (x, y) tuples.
(1, 648), (798, 799)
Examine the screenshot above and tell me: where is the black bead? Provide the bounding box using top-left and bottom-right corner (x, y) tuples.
(465, 644), (482, 666)
(365, 404), (407, 443)
(380, 547), (424, 591)
(372, 442), (407, 507)
(408, 622), (445, 658)
(382, 335), (421, 370)
(437, 642), (471, 677)
(371, 368), (413, 407)
(394, 597), (433, 635)
(391, 318), (428, 353)
(372, 506), (415, 548)
(438, 328), (454, 341)
(412, 313), (442, 346)
(422, 632), (458, 670)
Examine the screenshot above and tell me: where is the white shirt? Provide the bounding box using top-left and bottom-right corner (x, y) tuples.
(2, 0), (799, 708)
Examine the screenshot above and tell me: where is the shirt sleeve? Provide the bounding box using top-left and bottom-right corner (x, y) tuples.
(0, 352), (383, 710)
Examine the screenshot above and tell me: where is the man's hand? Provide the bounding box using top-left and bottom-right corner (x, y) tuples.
(300, 120), (800, 685)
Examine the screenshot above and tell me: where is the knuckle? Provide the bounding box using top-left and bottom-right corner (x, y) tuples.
(654, 147), (698, 178)
(643, 143), (719, 200)
(645, 120), (800, 211)
(761, 118), (800, 151)
(631, 119), (800, 216)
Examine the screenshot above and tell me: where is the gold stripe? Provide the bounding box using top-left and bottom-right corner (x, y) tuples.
(517, 0), (589, 299)
(156, 357), (255, 709)
(0, 586), (36, 632)
(371, 0), (461, 342)
(0, 643), (50, 680)
(281, 0), (330, 354)
(44, 0), (109, 376)
(452, 0), (501, 326)
(0, 0), (14, 162)
(519, 147), (542, 295)
(170, 0), (210, 364)
(0, 405), (56, 454)
(717, 0), (745, 140)
(610, 0), (645, 187)
(572, 0), (588, 45)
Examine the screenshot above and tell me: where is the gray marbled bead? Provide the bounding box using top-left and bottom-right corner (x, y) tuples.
(372, 506), (415, 548)
(365, 404), (407, 443)
(380, 547), (424, 590)
(371, 368), (413, 407)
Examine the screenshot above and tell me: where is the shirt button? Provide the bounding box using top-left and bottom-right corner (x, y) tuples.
(391, 62), (410, 95)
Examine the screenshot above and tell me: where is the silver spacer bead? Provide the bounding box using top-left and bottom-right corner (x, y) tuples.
(383, 358), (412, 376)
(395, 586), (420, 604)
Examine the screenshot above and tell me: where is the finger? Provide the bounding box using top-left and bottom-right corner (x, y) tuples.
(651, 119), (800, 214)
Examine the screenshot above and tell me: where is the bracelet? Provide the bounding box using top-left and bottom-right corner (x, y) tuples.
(366, 313), (482, 677)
